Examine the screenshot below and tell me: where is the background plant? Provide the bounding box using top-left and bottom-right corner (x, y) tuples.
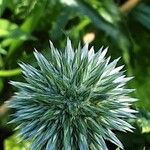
(0, 0), (150, 150)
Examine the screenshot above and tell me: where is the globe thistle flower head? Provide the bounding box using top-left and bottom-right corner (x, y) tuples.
(8, 38), (137, 150)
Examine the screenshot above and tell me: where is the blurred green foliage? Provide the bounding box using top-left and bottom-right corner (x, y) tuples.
(0, 0), (150, 149)
(5, 134), (30, 150)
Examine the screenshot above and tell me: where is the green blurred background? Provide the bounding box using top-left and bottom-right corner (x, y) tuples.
(0, 0), (150, 149)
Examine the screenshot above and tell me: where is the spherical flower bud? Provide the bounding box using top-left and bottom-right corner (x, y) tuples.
(8, 38), (137, 150)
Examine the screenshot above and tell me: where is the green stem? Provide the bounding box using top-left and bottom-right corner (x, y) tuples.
(0, 68), (21, 77)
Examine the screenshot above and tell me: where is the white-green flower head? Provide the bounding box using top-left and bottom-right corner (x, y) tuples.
(8, 38), (137, 150)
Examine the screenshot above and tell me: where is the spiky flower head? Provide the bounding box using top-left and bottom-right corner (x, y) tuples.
(8, 38), (137, 150)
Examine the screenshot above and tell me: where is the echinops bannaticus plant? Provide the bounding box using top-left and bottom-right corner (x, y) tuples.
(8, 38), (137, 150)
